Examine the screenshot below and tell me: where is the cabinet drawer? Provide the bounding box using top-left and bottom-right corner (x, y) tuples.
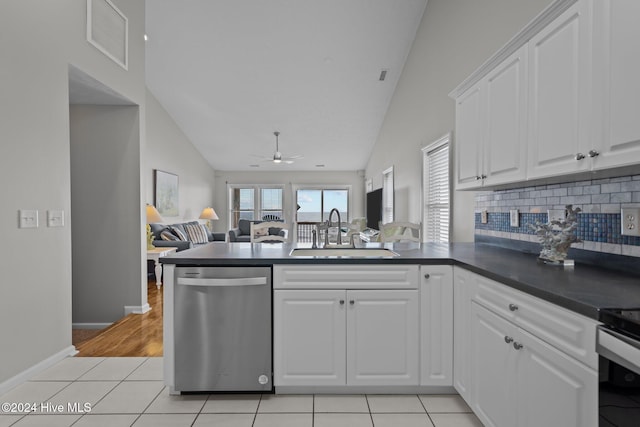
(273, 265), (419, 290)
(474, 274), (599, 369)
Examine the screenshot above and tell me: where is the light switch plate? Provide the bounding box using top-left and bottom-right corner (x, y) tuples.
(481, 210), (488, 224)
(19, 210), (38, 228)
(547, 209), (566, 223)
(47, 210), (64, 227)
(621, 208), (640, 236)
(510, 209), (520, 227)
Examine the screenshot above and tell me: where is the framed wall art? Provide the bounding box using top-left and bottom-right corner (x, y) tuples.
(154, 170), (179, 217)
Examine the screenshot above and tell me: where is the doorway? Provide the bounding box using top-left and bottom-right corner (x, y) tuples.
(68, 65), (149, 355)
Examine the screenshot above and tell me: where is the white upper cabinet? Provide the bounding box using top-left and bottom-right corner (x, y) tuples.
(455, 46), (528, 190)
(484, 46), (528, 186)
(590, 0), (640, 170)
(455, 84), (484, 189)
(527, 0), (593, 179)
(452, 0), (640, 189)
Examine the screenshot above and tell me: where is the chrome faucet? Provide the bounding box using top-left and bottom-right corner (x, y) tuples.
(328, 208), (342, 245)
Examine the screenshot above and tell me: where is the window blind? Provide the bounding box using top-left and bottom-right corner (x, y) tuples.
(382, 167), (394, 224)
(423, 141), (450, 242)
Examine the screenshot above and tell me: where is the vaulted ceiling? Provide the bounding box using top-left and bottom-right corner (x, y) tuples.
(145, 0), (427, 171)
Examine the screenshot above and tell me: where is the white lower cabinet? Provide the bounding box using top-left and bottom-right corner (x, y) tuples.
(347, 290), (419, 386)
(274, 288), (419, 387)
(274, 290), (346, 386)
(453, 267), (476, 402)
(455, 265), (599, 427)
(420, 265), (453, 386)
(472, 302), (597, 427)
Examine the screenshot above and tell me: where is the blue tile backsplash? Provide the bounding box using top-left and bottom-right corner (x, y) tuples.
(474, 174), (640, 257)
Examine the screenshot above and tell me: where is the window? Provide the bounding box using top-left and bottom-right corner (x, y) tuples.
(228, 185), (283, 228)
(423, 134), (451, 242)
(382, 167), (394, 224)
(296, 188), (349, 222)
(295, 187), (350, 243)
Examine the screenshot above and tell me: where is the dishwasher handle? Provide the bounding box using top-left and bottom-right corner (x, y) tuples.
(177, 277), (267, 287)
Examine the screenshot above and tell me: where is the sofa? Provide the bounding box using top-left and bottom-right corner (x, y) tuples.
(150, 221), (226, 252)
(228, 219), (286, 242)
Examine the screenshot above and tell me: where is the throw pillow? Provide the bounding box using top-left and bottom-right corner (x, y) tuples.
(184, 223), (209, 243)
(238, 219), (252, 235)
(169, 226), (188, 241)
(160, 229), (179, 241)
(254, 228), (268, 237)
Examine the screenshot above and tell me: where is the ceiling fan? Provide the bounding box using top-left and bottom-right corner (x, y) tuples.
(257, 131), (303, 164)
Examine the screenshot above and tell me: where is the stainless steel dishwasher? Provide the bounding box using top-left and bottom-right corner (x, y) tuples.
(174, 266), (272, 392)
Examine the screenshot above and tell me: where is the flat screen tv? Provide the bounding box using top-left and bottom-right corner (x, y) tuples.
(366, 188), (383, 230)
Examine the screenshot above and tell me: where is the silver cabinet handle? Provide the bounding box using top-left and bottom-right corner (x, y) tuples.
(349, 300), (355, 305)
(588, 149), (599, 157)
(481, 174), (487, 179)
(575, 153), (585, 160)
(339, 300), (345, 305)
(504, 336), (514, 344)
(508, 303), (519, 312)
(475, 175), (482, 180)
(424, 273), (430, 279)
(513, 342), (523, 350)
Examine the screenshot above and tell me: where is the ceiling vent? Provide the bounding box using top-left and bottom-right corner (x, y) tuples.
(379, 69), (389, 81)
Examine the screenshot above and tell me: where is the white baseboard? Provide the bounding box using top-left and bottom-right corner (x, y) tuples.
(0, 345), (77, 395)
(72, 322), (111, 329)
(124, 304), (151, 315)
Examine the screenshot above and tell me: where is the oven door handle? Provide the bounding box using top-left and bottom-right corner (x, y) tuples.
(597, 325), (640, 374)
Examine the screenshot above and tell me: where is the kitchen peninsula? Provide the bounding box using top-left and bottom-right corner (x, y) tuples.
(160, 242), (640, 427)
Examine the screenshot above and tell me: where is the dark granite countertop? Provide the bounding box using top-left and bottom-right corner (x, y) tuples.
(160, 242), (640, 320)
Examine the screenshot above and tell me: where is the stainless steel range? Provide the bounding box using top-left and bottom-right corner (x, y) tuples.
(597, 308), (640, 426)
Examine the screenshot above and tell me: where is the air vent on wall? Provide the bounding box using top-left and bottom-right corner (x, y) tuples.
(379, 69), (389, 81)
(87, 0), (128, 69)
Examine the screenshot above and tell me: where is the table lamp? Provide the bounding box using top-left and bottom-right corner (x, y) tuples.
(146, 204), (163, 250)
(199, 207), (219, 231)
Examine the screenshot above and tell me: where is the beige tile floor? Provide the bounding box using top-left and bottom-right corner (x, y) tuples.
(0, 357), (483, 426)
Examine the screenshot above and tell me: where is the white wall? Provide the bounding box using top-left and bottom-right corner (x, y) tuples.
(0, 0), (145, 386)
(214, 170), (365, 233)
(145, 90), (217, 223)
(70, 105), (143, 325)
(365, 0), (553, 241)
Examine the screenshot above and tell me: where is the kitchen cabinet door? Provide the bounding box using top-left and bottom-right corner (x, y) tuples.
(453, 267), (475, 403)
(471, 299), (598, 427)
(273, 290), (346, 386)
(455, 83), (484, 189)
(420, 265), (453, 386)
(472, 302), (518, 427)
(346, 290), (419, 386)
(517, 328), (597, 427)
(527, 0), (592, 179)
(591, 0), (640, 170)
(484, 45), (528, 186)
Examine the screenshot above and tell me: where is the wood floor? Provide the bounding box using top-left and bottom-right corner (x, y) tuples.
(74, 279), (163, 357)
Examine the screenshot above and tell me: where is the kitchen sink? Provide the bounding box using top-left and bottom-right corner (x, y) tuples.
(289, 248), (399, 257)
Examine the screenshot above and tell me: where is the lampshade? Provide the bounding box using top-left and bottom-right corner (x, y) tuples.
(199, 207), (219, 220)
(146, 204), (163, 223)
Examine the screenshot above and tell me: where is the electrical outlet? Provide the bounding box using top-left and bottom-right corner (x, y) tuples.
(481, 210), (488, 224)
(510, 209), (520, 227)
(621, 208), (640, 236)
